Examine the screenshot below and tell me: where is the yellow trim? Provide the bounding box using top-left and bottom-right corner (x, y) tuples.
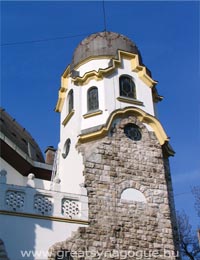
(71, 50), (157, 87)
(117, 97), (143, 106)
(55, 51), (158, 113)
(75, 73), (104, 86)
(83, 110), (103, 119)
(62, 65), (70, 78)
(55, 66), (70, 112)
(78, 107), (169, 145)
(0, 210), (89, 225)
(74, 55), (113, 70)
(72, 70), (104, 86)
(62, 110), (75, 126)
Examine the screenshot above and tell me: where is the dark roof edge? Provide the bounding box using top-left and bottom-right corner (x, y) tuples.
(0, 107), (44, 162)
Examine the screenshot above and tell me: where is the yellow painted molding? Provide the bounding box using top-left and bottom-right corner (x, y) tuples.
(117, 97), (143, 106)
(74, 55), (114, 70)
(62, 110), (75, 126)
(62, 65), (70, 78)
(55, 66), (70, 112)
(72, 70), (104, 86)
(71, 50), (157, 87)
(0, 210), (89, 225)
(83, 110), (103, 119)
(55, 51), (159, 113)
(78, 107), (169, 146)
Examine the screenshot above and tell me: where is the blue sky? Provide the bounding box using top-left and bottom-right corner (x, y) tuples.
(1, 1), (199, 231)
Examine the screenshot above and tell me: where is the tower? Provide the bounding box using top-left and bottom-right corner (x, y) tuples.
(50, 31), (179, 259)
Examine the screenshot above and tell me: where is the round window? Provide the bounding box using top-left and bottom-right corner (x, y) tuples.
(62, 139), (71, 159)
(124, 123), (141, 141)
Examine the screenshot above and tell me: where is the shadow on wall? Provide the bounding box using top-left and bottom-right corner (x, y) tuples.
(0, 239), (9, 260)
(0, 185), (53, 260)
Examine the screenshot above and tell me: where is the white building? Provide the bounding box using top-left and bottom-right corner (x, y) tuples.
(0, 107), (88, 260)
(0, 31), (178, 260)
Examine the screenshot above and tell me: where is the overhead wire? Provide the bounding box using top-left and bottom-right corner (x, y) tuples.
(1, 1), (108, 46)
(0, 32), (95, 47)
(102, 0), (107, 32)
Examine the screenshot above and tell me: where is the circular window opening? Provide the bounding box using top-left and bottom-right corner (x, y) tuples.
(124, 123), (141, 141)
(62, 139), (71, 159)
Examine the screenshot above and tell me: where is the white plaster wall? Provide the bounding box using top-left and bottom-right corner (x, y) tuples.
(81, 79), (104, 115)
(60, 83), (81, 128)
(30, 178), (50, 190)
(113, 59), (155, 116)
(0, 214), (86, 260)
(78, 59), (110, 77)
(81, 78), (109, 131)
(60, 97), (67, 124)
(0, 158), (50, 189)
(58, 57), (156, 194)
(58, 135), (84, 194)
(59, 83), (84, 194)
(0, 158), (24, 186)
(143, 123), (154, 132)
(76, 58), (155, 123)
(104, 73), (118, 114)
(134, 77), (155, 115)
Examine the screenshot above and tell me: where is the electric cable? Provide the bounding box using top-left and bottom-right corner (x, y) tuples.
(0, 32), (95, 47)
(102, 0), (107, 32)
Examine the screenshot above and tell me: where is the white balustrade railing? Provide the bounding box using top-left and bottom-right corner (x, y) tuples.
(0, 173), (88, 221)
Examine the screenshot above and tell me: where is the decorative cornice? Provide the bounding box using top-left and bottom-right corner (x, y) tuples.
(71, 50), (157, 87)
(55, 66), (70, 112)
(78, 107), (172, 150)
(152, 86), (163, 103)
(62, 110), (75, 126)
(83, 110), (103, 119)
(55, 51), (159, 113)
(117, 97), (143, 106)
(0, 210), (89, 225)
(73, 55), (113, 70)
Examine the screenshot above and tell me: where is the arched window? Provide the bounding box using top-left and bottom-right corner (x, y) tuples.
(87, 87), (99, 112)
(119, 75), (136, 99)
(68, 89), (74, 114)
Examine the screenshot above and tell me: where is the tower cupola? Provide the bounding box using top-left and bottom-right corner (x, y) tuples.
(55, 31), (170, 194)
(70, 31), (143, 70)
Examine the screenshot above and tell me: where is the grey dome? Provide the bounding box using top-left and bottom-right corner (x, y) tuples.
(71, 31), (143, 69)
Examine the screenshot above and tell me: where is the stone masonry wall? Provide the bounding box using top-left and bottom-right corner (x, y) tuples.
(49, 116), (179, 260)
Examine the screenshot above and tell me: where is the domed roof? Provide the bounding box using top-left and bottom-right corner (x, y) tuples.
(71, 31), (143, 69)
(0, 108), (44, 162)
